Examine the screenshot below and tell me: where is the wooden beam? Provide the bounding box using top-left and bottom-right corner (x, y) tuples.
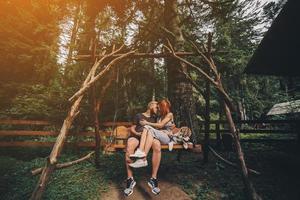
(101, 121), (132, 126)
(198, 119), (300, 124)
(74, 52), (196, 61)
(0, 131), (113, 137)
(0, 119), (51, 125)
(207, 129), (294, 134)
(0, 119), (132, 127)
(0, 141), (96, 147)
(0, 131), (57, 136)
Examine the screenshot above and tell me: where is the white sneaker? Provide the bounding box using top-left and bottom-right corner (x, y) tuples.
(130, 148), (146, 158)
(168, 141), (174, 151)
(128, 159), (148, 168)
(183, 142), (188, 149)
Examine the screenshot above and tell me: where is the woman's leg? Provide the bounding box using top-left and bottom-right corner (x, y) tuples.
(144, 131), (154, 156)
(139, 128), (148, 151)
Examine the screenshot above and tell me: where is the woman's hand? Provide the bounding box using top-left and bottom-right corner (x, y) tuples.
(140, 120), (148, 126)
(167, 131), (174, 137)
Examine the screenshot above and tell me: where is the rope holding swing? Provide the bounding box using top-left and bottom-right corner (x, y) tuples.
(108, 67), (120, 146)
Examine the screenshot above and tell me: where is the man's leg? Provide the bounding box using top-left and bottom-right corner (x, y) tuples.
(139, 128), (149, 151)
(126, 137), (139, 178)
(151, 139), (161, 179)
(147, 139), (161, 195)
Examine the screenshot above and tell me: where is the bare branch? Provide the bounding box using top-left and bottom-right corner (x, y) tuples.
(160, 26), (176, 39)
(188, 39), (219, 77)
(69, 49), (136, 102)
(209, 146), (261, 175)
(181, 70), (205, 97)
(31, 152), (94, 176)
(164, 39), (217, 86)
(82, 45), (124, 84)
(165, 39), (235, 111)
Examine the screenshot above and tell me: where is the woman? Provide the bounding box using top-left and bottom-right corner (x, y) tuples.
(129, 99), (174, 166)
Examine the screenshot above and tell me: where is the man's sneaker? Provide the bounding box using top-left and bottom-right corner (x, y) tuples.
(129, 148), (146, 158)
(147, 177), (160, 195)
(128, 159), (148, 168)
(124, 177), (136, 196)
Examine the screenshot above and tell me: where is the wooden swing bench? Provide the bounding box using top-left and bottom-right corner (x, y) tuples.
(103, 124), (202, 153)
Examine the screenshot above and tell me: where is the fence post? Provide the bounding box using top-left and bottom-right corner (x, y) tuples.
(203, 79), (210, 163)
(295, 122), (300, 151)
(216, 121), (221, 150)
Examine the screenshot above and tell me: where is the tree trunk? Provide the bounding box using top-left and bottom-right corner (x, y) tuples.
(149, 41), (156, 99)
(78, 0), (98, 56)
(66, 0), (82, 66)
(78, 0), (100, 166)
(223, 102), (261, 200)
(92, 86), (101, 168)
(164, 0), (194, 126)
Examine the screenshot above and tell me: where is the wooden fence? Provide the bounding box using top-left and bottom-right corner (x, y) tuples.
(199, 119), (299, 146)
(0, 119), (132, 148)
(0, 119), (299, 148)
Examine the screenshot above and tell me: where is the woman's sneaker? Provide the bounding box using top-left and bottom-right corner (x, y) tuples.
(128, 159), (148, 168)
(168, 141), (174, 151)
(124, 177), (136, 196)
(129, 148), (146, 158)
(147, 177), (160, 195)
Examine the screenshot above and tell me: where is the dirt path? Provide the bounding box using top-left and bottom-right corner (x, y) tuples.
(101, 178), (191, 200)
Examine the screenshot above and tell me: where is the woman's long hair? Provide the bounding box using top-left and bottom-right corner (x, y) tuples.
(159, 99), (171, 118)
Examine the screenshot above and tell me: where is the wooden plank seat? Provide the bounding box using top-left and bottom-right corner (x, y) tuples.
(110, 143), (199, 150)
(103, 126), (202, 153)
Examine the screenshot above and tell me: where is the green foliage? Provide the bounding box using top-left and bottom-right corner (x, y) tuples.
(0, 0), (64, 83)
(0, 78), (75, 121)
(0, 0), (292, 122)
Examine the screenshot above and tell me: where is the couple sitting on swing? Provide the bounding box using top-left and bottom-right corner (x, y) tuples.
(124, 99), (177, 196)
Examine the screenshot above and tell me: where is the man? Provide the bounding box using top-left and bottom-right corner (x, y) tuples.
(124, 101), (161, 196)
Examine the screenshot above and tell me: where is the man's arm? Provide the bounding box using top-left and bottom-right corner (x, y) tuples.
(141, 113), (173, 129)
(130, 125), (141, 137)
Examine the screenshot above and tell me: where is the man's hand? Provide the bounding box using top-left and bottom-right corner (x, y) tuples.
(135, 132), (142, 137)
(140, 119), (148, 126)
(171, 124), (176, 130)
(130, 125), (142, 137)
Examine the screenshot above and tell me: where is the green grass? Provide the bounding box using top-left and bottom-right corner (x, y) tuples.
(0, 150), (109, 200)
(0, 141), (299, 200)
